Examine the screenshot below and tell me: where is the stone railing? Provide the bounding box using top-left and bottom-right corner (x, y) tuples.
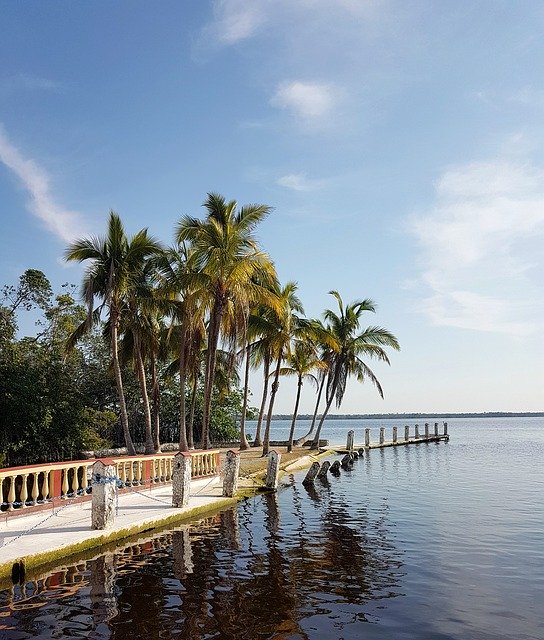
(0, 450), (220, 516)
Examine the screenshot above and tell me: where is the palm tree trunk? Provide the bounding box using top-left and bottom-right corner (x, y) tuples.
(253, 354), (270, 447)
(202, 298), (224, 449)
(187, 375), (198, 449)
(310, 393), (334, 450)
(151, 353), (161, 452)
(178, 344), (189, 452)
(295, 374), (325, 446)
(239, 343), (251, 450)
(135, 337), (154, 454)
(287, 375), (303, 452)
(262, 353), (282, 456)
(111, 310), (136, 456)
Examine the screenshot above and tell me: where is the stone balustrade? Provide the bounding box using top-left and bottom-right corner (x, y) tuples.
(0, 449), (220, 516)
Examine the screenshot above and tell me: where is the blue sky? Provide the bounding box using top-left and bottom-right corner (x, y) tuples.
(1, 1), (543, 414)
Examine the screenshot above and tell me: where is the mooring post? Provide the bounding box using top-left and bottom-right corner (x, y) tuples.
(379, 427), (385, 445)
(303, 461), (321, 485)
(392, 426), (398, 443)
(317, 461), (331, 478)
(172, 452), (192, 508)
(424, 423), (429, 439)
(365, 428), (371, 447)
(346, 430), (355, 453)
(265, 451), (281, 490)
(341, 454), (353, 469)
(415, 424), (420, 439)
(434, 422), (439, 437)
(91, 459), (117, 530)
(443, 422), (448, 436)
(404, 425), (410, 441)
(222, 450), (240, 497)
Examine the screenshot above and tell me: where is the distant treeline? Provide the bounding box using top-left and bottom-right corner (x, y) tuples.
(271, 412), (544, 420)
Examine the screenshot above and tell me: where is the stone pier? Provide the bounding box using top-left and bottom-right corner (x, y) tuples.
(172, 452), (192, 508)
(265, 451), (281, 490)
(91, 459), (117, 530)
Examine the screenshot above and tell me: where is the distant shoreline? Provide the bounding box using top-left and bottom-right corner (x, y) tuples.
(270, 412), (544, 420)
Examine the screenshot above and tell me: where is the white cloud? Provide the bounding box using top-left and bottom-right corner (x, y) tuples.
(0, 73), (59, 96)
(271, 81), (337, 120)
(0, 125), (88, 243)
(410, 159), (544, 336)
(277, 172), (324, 191)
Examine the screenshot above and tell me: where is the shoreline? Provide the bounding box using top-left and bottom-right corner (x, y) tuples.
(0, 447), (333, 585)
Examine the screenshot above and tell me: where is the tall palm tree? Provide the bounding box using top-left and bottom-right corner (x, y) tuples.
(310, 291), (400, 450)
(176, 193), (276, 449)
(279, 340), (325, 452)
(261, 281), (304, 456)
(65, 212), (161, 455)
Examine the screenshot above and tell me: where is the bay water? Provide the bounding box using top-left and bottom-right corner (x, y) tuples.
(0, 417), (542, 639)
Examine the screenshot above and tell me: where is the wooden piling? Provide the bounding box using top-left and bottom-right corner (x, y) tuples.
(404, 425), (409, 441)
(392, 426), (398, 443)
(346, 430), (355, 453)
(424, 423), (430, 439)
(415, 424), (420, 439)
(443, 422), (448, 436)
(434, 422), (439, 436)
(365, 428), (370, 447)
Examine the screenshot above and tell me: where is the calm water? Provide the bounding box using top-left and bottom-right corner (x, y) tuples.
(1, 417), (543, 640)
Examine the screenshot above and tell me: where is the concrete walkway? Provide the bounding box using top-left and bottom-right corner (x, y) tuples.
(0, 476), (229, 580)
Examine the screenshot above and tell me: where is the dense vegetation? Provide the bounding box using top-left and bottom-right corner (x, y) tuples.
(0, 193), (399, 467)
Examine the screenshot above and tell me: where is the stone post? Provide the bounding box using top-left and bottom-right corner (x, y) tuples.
(379, 427), (385, 445)
(303, 461), (321, 485)
(172, 452), (192, 508)
(91, 459), (117, 530)
(415, 424), (420, 439)
(173, 529), (193, 578)
(222, 450), (240, 497)
(404, 425), (410, 441)
(346, 430), (355, 452)
(317, 461), (331, 478)
(434, 422), (439, 436)
(443, 422), (448, 436)
(365, 428), (371, 447)
(424, 423), (429, 439)
(392, 426), (398, 443)
(265, 451), (281, 490)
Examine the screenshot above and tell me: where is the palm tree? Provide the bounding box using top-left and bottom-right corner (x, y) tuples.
(65, 212), (162, 455)
(279, 340), (325, 452)
(310, 291), (400, 450)
(176, 193), (276, 449)
(261, 281), (304, 456)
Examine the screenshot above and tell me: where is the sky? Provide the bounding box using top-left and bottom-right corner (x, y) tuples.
(1, 1), (543, 414)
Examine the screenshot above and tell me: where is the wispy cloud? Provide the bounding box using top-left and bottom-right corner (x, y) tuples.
(409, 158), (544, 336)
(271, 81), (337, 121)
(0, 73), (59, 96)
(0, 125), (88, 243)
(277, 172), (325, 191)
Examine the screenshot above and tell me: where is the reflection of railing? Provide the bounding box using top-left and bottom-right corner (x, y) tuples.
(0, 450), (220, 515)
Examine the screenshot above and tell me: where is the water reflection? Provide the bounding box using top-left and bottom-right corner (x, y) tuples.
(0, 473), (404, 640)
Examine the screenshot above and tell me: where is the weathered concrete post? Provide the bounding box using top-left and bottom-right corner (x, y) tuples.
(404, 425), (410, 441)
(379, 427), (385, 445)
(265, 451), (281, 490)
(392, 426), (398, 443)
(91, 459), (117, 530)
(172, 452), (192, 508)
(317, 461), (331, 478)
(222, 450), (240, 497)
(424, 423), (430, 439)
(346, 430), (355, 453)
(443, 422), (448, 436)
(434, 422), (439, 436)
(365, 428), (371, 447)
(415, 424), (420, 439)
(303, 461), (321, 485)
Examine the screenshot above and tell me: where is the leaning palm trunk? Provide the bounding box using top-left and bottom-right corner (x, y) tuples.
(253, 354), (270, 447)
(310, 367), (340, 450)
(201, 299), (224, 449)
(111, 310), (136, 455)
(287, 375), (303, 452)
(262, 354), (282, 456)
(135, 337), (154, 454)
(295, 374), (325, 446)
(239, 343), (251, 450)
